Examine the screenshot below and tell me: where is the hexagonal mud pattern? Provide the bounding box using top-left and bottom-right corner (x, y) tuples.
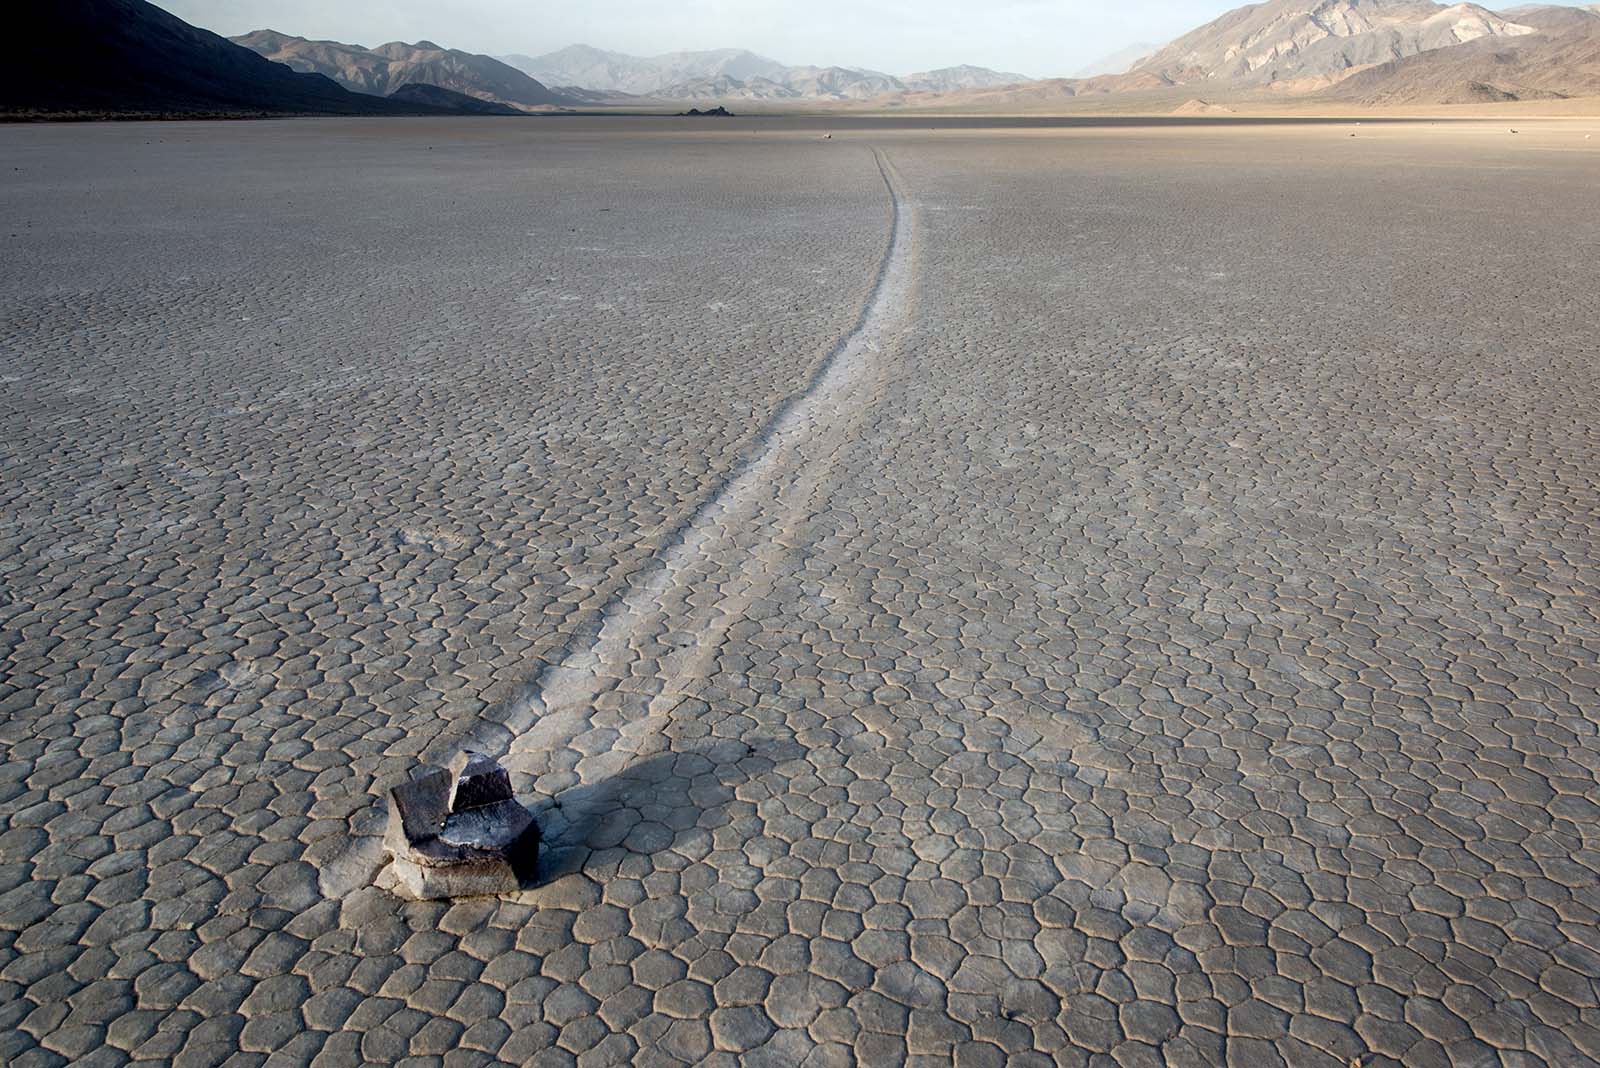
(2, 117), (1599, 1068)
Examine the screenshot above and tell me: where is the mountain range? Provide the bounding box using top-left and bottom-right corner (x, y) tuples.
(5, 0), (1599, 118)
(500, 45), (1032, 101)
(233, 30), (575, 109)
(1, 0), (567, 117)
(498, 0), (1598, 107)
(871, 0), (1600, 109)
(1, 0), (434, 116)
(500, 45), (785, 97)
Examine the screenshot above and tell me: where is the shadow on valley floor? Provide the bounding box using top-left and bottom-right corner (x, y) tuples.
(528, 735), (808, 886)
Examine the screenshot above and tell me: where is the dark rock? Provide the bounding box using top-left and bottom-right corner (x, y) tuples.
(449, 751), (514, 810)
(388, 768), (452, 844)
(383, 752), (540, 899)
(680, 106), (735, 117)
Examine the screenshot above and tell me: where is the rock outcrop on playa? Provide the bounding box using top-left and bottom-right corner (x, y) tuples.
(233, 31), (576, 110)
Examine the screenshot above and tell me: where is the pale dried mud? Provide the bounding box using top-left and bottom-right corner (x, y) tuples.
(2, 116), (1598, 1068)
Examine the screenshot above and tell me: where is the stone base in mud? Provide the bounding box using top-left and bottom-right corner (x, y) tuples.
(382, 752), (541, 900)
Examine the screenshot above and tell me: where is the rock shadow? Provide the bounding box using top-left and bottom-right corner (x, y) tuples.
(529, 733), (804, 886)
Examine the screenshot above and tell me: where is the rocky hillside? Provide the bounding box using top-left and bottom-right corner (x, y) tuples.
(234, 31), (574, 109)
(1132, 0), (1535, 89)
(1, 0), (450, 116)
(1321, 3), (1600, 102)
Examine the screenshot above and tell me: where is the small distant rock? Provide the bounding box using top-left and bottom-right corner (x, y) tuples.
(680, 106), (735, 117)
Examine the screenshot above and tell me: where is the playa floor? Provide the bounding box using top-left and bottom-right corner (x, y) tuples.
(2, 115), (1599, 1068)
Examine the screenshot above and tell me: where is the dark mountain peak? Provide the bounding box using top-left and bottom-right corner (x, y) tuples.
(0, 0), (529, 117)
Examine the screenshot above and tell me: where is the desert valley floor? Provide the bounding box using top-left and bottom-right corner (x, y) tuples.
(2, 115), (1599, 1068)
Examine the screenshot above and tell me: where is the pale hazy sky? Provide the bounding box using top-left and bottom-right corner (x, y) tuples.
(162, 0), (1269, 78)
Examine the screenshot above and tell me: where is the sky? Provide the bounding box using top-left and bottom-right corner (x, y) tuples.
(163, 0), (1263, 78)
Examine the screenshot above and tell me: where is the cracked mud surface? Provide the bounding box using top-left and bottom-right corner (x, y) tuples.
(2, 117), (1599, 1067)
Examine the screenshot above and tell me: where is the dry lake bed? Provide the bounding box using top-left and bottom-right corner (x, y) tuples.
(2, 115), (1599, 1068)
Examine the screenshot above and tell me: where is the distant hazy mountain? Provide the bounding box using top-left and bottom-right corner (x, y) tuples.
(235, 30), (574, 108)
(1322, 3), (1600, 102)
(780, 66), (906, 99)
(502, 45), (1032, 101)
(1132, 0), (1535, 88)
(653, 75), (799, 101)
(1072, 43), (1159, 79)
(873, 68), (1180, 111)
(502, 45), (789, 96)
(542, 85), (652, 106)
(1, 0), (444, 116)
(902, 66), (1032, 92)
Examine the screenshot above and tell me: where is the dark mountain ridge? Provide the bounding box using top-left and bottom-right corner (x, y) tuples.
(387, 83), (524, 115)
(1, 0), (439, 117)
(232, 31), (575, 109)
